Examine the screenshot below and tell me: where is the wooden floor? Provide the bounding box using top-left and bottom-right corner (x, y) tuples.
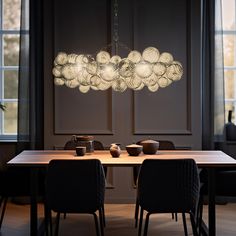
(0, 202), (236, 235)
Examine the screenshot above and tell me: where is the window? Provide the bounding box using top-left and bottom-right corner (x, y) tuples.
(222, 0), (236, 122)
(0, 0), (21, 139)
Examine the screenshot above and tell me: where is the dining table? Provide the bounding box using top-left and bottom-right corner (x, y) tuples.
(7, 149), (236, 236)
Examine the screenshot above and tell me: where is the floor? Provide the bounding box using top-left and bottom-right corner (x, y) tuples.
(0, 202), (236, 235)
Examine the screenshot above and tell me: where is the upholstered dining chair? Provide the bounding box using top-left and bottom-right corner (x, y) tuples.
(137, 159), (200, 236)
(134, 140), (176, 228)
(45, 159), (106, 236)
(0, 152), (45, 230)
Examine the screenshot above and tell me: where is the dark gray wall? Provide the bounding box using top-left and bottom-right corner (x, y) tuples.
(44, 0), (202, 202)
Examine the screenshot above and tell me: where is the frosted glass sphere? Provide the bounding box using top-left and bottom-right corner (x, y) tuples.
(158, 76), (169, 88)
(112, 78), (127, 92)
(67, 54), (78, 64)
(100, 63), (118, 81)
(126, 75), (142, 89)
(75, 54), (86, 64)
(143, 73), (158, 86)
(55, 52), (68, 65)
(128, 50), (142, 63)
(54, 77), (64, 86)
(61, 64), (77, 80)
(90, 75), (101, 87)
(97, 79), (112, 90)
(134, 82), (145, 91)
(79, 85), (90, 93)
(52, 65), (62, 77)
(96, 51), (111, 64)
(118, 59), (134, 77)
(159, 52), (174, 65)
(135, 61), (152, 78)
(153, 62), (166, 76)
(77, 70), (91, 86)
(166, 63), (183, 81)
(110, 55), (122, 64)
(86, 61), (98, 75)
(148, 83), (159, 92)
(65, 79), (80, 88)
(142, 47), (160, 63)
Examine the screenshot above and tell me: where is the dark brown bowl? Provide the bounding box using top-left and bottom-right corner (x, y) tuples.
(126, 144), (143, 156)
(140, 140), (159, 154)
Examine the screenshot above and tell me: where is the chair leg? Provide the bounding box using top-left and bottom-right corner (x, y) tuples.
(190, 212), (199, 236)
(102, 204), (106, 227)
(138, 208), (143, 236)
(99, 208), (104, 236)
(175, 212), (178, 221)
(143, 212), (150, 236)
(197, 195), (204, 235)
(54, 212), (60, 236)
(182, 213), (188, 236)
(93, 213), (100, 236)
(0, 197), (8, 229)
(44, 203), (49, 236)
(135, 197), (139, 228)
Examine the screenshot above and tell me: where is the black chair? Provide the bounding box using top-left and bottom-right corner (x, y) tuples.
(133, 140), (175, 185)
(134, 140), (176, 228)
(137, 159), (200, 236)
(45, 159), (105, 236)
(0, 153), (45, 230)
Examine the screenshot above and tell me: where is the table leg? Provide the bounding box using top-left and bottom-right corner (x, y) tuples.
(208, 168), (216, 236)
(30, 168), (38, 236)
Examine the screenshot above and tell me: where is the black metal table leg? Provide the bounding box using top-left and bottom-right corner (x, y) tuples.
(208, 168), (216, 236)
(30, 168), (39, 236)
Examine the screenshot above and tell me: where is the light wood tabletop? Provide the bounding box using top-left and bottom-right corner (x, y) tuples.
(8, 150), (236, 168)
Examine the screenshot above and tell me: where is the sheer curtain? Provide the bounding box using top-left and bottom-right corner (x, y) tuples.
(17, 0), (44, 153)
(202, 0), (225, 150)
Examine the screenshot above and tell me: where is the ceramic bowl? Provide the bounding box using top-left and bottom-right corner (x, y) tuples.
(140, 140), (159, 154)
(126, 144), (143, 156)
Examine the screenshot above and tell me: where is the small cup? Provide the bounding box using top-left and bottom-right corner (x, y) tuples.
(76, 146), (86, 156)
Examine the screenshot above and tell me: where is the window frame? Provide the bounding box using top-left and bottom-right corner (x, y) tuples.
(0, 0), (21, 141)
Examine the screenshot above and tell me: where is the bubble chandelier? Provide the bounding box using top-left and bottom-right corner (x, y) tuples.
(52, 1), (183, 93)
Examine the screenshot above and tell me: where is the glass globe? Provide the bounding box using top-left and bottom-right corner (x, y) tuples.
(166, 63), (183, 81)
(112, 78), (127, 92)
(148, 83), (159, 92)
(65, 79), (80, 88)
(142, 47), (160, 63)
(158, 76), (169, 88)
(159, 52), (174, 65)
(90, 75), (101, 87)
(126, 75), (142, 89)
(52, 65), (62, 77)
(135, 61), (152, 78)
(55, 52), (68, 65)
(67, 54), (78, 64)
(118, 59), (134, 77)
(97, 79), (112, 90)
(110, 55), (122, 64)
(61, 64), (77, 80)
(142, 73), (158, 86)
(96, 51), (110, 64)
(127, 50), (142, 63)
(100, 63), (118, 81)
(86, 60), (98, 75)
(134, 82), (145, 91)
(153, 62), (166, 76)
(79, 85), (90, 93)
(54, 77), (64, 86)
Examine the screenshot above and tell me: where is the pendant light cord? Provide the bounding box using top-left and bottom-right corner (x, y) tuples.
(113, 0), (119, 54)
